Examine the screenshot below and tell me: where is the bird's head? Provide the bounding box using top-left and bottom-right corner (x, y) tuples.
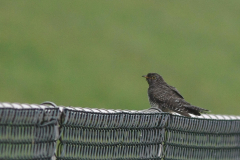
(142, 73), (164, 85)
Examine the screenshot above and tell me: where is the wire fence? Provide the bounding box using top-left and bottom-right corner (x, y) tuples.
(0, 102), (240, 160)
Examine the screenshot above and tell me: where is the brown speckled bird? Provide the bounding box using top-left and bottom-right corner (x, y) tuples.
(142, 73), (208, 117)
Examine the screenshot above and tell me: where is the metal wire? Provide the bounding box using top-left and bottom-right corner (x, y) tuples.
(1, 102), (240, 160)
(57, 107), (166, 160)
(56, 107), (240, 160)
(0, 102), (61, 160)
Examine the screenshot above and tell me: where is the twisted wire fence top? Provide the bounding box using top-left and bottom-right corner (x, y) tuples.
(0, 102), (240, 160)
(0, 102), (61, 124)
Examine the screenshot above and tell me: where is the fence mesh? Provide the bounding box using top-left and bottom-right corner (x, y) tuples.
(0, 102), (60, 160)
(0, 102), (240, 160)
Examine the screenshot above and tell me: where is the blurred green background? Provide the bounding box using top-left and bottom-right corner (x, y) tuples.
(0, 1), (240, 115)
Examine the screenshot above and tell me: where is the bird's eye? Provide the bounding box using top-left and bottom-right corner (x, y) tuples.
(152, 76), (156, 79)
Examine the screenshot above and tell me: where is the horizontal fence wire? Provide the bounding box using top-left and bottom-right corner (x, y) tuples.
(164, 114), (240, 160)
(57, 107), (168, 160)
(0, 102), (61, 160)
(0, 102), (240, 160)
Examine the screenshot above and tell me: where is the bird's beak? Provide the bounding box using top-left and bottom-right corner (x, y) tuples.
(142, 75), (149, 78)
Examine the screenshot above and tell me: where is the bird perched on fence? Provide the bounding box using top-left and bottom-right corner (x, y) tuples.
(142, 73), (208, 117)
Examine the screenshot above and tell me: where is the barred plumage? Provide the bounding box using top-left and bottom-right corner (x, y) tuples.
(142, 73), (208, 117)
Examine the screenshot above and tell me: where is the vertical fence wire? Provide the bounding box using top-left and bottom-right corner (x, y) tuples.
(57, 107), (167, 160)
(0, 102), (61, 160)
(0, 102), (240, 160)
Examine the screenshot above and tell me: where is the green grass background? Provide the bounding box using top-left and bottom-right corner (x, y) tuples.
(0, 1), (240, 115)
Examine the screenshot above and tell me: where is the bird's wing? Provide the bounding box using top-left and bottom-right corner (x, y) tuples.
(149, 84), (183, 102)
(152, 94), (191, 117)
(168, 85), (184, 99)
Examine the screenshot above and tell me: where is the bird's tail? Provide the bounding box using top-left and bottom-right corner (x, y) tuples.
(184, 105), (209, 116)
